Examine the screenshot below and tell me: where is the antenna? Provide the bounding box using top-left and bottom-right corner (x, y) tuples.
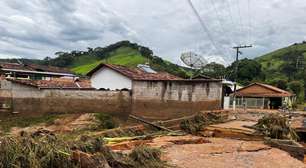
(181, 52), (208, 69)
(181, 52), (208, 79)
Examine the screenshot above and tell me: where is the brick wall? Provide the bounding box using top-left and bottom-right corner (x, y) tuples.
(0, 80), (131, 120)
(131, 80), (222, 120)
(0, 80), (223, 121)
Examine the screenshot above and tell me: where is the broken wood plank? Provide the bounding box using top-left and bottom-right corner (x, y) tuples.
(129, 114), (173, 132)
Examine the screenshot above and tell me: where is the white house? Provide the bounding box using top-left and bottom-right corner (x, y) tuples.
(86, 63), (180, 90)
(89, 66), (132, 90)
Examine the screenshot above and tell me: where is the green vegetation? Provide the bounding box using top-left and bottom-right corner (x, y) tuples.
(94, 113), (118, 130)
(200, 62), (226, 79)
(226, 58), (263, 85)
(71, 46), (146, 75)
(254, 42), (306, 103)
(71, 60), (102, 75)
(0, 115), (59, 132)
(0, 40), (192, 78)
(46, 41), (192, 78)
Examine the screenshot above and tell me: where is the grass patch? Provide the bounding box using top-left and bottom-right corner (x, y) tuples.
(71, 60), (103, 75)
(0, 114), (60, 132)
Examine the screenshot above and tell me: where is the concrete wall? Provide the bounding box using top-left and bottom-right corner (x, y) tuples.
(131, 80), (222, 120)
(90, 67), (132, 90)
(0, 80), (131, 120)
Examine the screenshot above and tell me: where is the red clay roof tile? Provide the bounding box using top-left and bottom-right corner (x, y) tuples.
(87, 63), (182, 81)
(7, 78), (93, 89)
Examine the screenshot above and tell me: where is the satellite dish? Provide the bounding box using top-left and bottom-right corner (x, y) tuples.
(180, 52), (208, 69)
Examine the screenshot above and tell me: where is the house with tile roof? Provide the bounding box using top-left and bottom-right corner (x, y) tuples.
(229, 83), (295, 109)
(87, 63), (181, 90)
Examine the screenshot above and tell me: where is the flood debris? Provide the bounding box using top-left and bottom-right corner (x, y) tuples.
(253, 113), (299, 140)
(129, 115), (173, 132)
(180, 112), (227, 135)
(0, 133), (169, 168)
(264, 138), (305, 161)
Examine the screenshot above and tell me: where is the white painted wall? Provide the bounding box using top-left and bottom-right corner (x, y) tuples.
(223, 96), (230, 109)
(90, 67), (132, 90)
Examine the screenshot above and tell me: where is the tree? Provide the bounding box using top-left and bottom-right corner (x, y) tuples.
(226, 58), (263, 85)
(267, 79), (288, 90)
(201, 62), (226, 79)
(288, 80), (304, 103)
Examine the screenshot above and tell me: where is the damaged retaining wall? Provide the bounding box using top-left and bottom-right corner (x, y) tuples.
(0, 80), (131, 120)
(131, 80), (222, 120)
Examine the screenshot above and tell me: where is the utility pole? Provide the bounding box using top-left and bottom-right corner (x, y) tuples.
(232, 45), (252, 111)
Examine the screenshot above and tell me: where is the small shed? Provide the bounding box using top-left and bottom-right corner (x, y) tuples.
(230, 83), (294, 109)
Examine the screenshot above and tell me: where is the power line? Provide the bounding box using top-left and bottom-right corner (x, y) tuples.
(186, 0), (225, 56)
(225, 0), (236, 33)
(247, 0), (252, 44)
(235, 0), (244, 45)
(226, 0), (242, 47)
(209, 0), (234, 61)
(210, 0), (233, 44)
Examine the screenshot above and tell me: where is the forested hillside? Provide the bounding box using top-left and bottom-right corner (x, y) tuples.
(0, 41), (191, 78)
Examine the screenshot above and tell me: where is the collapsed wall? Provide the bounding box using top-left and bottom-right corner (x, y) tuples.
(131, 80), (222, 120)
(0, 80), (131, 120)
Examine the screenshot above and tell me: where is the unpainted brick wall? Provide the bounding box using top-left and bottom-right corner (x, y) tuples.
(0, 80), (131, 120)
(131, 80), (222, 120)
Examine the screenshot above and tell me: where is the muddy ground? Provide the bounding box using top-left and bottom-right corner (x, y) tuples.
(0, 111), (305, 168)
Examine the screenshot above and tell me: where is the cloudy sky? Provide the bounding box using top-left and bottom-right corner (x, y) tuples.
(0, 0), (306, 65)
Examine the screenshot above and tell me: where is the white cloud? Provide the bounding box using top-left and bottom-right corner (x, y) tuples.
(0, 0), (306, 65)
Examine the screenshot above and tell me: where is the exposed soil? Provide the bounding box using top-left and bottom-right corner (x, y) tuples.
(163, 137), (306, 168)
(10, 113), (98, 135)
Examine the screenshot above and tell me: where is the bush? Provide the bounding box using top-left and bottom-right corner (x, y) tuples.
(94, 113), (117, 130)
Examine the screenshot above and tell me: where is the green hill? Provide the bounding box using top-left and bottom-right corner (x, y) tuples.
(0, 41), (191, 78)
(254, 42), (306, 102)
(71, 46), (147, 75)
(255, 42), (306, 81)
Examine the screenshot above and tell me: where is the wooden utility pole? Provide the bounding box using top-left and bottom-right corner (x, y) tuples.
(232, 45), (252, 111)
